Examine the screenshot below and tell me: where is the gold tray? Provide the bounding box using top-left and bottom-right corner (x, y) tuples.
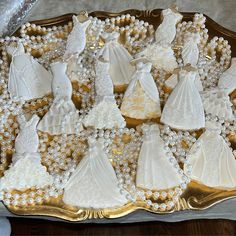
(2, 9), (236, 222)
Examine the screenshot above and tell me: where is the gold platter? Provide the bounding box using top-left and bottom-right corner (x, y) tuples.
(1, 9), (236, 222)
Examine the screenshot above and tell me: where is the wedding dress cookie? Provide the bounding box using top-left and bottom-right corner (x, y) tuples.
(218, 58), (236, 94)
(120, 58), (161, 120)
(64, 15), (91, 59)
(137, 44), (178, 73)
(155, 8), (183, 46)
(161, 69), (205, 130)
(182, 32), (201, 66)
(136, 8), (182, 73)
(37, 61), (83, 135)
(136, 123), (184, 190)
(165, 68), (203, 92)
(0, 115), (52, 191)
(184, 120), (236, 189)
(63, 137), (128, 208)
(201, 88), (235, 121)
(83, 58), (126, 129)
(7, 42), (52, 100)
(98, 31), (135, 87)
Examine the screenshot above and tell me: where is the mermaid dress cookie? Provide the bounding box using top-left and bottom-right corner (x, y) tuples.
(37, 62), (83, 135)
(83, 58), (126, 129)
(137, 8), (182, 72)
(0, 115), (52, 191)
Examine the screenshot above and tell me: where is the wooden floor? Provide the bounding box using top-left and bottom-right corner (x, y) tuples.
(9, 218), (236, 236)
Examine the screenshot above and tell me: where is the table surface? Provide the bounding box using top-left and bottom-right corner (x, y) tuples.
(1, 0), (236, 223)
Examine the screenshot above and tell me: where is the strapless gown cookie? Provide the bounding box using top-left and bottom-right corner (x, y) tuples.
(218, 58), (236, 94)
(184, 121), (236, 189)
(0, 115), (52, 191)
(7, 42), (52, 101)
(182, 32), (201, 66)
(136, 124), (184, 190)
(37, 62), (83, 135)
(83, 59), (126, 129)
(120, 59), (161, 120)
(63, 137), (128, 208)
(64, 15), (91, 60)
(98, 32), (135, 87)
(161, 69), (205, 130)
(201, 88), (235, 121)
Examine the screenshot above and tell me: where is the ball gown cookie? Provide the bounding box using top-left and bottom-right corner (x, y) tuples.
(136, 123), (184, 190)
(98, 31), (135, 87)
(120, 58), (161, 120)
(218, 58), (236, 94)
(161, 69), (205, 130)
(37, 61), (83, 135)
(182, 32), (201, 66)
(83, 58), (126, 129)
(63, 137), (128, 208)
(184, 121), (236, 189)
(201, 88), (235, 121)
(0, 115), (52, 191)
(7, 42), (52, 101)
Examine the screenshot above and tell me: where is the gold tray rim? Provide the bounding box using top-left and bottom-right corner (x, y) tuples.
(2, 9), (236, 221)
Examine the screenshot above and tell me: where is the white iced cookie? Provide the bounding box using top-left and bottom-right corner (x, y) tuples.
(161, 69), (205, 130)
(137, 44), (178, 73)
(182, 32), (201, 66)
(136, 123), (185, 190)
(184, 120), (236, 189)
(98, 31), (135, 87)
(0, 115), (52, 191)
(165, 69), (203, 92)
(121, 58), (161, 120)
(201, 88), (235, 121)
(63, 137), (128, 208)
(218, 58), (236, 94)
(83, 59), (126, 129)
(7, 42), (52, 101)
(155, 8), (183, 46)
(136, 7), (182, 73)
(37, 61), (83, 135)
(64, 15), (91, 60)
